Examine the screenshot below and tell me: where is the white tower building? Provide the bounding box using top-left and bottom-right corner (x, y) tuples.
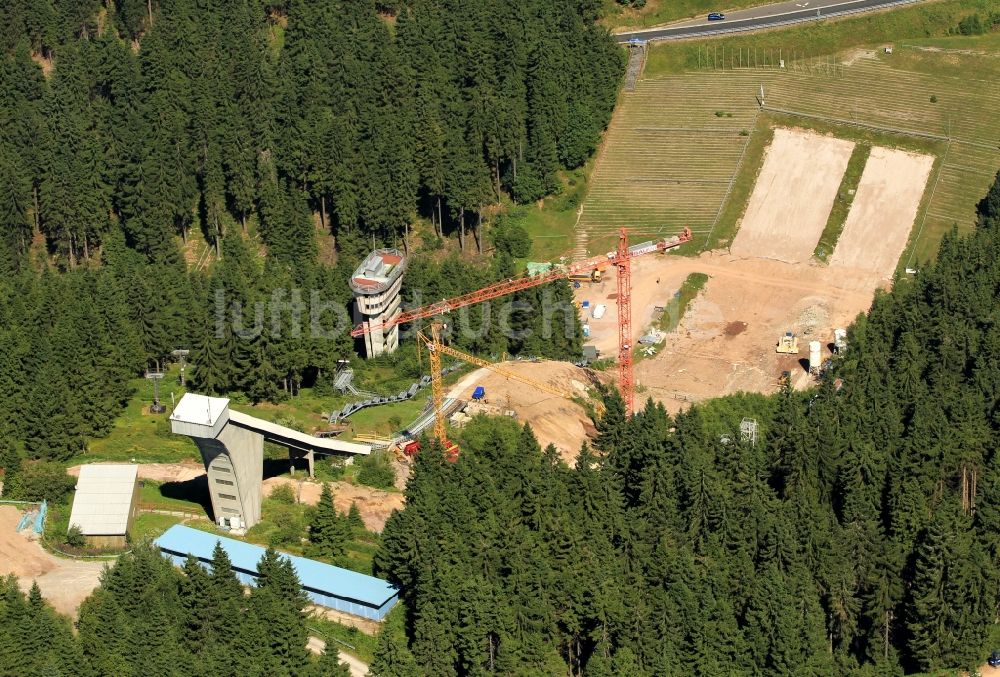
(350, 249), (407, 357)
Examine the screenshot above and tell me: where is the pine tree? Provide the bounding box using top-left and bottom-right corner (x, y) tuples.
(347, 502), (364, 532)
(252, 548), (310, 673)
(309, 483), (348, 559)
(304, 644), (351, 677)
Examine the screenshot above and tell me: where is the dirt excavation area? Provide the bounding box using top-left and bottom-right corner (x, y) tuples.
(0, 506), (107, 619)
(830, 146), (934, 277)
(578, 250), (887, 414)
(575, 124), (935, 414)
(447, 362), (603, 461)
(730, 128), (855, 263)
(642, 252), (880, 409)
(262, 478), (404, 532)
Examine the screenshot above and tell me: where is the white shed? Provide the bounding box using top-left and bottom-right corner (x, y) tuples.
(68, 464), (140, 548)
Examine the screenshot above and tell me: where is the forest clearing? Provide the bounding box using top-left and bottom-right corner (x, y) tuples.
(0, 506), (106, 618)
(446, 361), (603, 460)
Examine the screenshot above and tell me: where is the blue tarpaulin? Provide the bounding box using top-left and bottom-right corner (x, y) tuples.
(472, 386), (486, 400)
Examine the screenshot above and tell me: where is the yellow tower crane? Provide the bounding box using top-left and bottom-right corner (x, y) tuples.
(416, 323), (599, 455)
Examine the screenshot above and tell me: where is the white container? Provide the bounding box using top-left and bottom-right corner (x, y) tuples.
(809, 340), (822, 373)
(833, 328), (847, 352)
(592, 304), (607, 320)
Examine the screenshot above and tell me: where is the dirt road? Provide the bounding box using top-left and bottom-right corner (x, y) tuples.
(0, 506), (107, 619)
(68, 460), (206, 483)
(306, 636), (370, 676)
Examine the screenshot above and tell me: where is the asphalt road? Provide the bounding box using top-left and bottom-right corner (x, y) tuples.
(615, 0), (921, 42)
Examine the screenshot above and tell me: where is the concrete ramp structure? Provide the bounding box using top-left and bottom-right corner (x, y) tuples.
(170, 393), (371, 530)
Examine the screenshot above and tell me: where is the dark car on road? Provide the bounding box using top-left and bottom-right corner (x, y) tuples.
(707, 12), (726, 20)
(989, 650), (1000, 667)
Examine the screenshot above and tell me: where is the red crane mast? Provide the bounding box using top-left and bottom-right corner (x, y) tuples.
(615, 229), (634, 415)
(351, 227), (693, 416)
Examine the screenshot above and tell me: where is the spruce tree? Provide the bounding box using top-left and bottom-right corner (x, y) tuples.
(309, 483), (348, 559)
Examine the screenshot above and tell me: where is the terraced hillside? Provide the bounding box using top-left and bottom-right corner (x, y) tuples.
(577, 72), (764, 253)
(580, 52), (999, 263)
(763, 56), (1000, 265)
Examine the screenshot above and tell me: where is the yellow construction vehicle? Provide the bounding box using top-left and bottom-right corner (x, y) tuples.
(776, 332), (800, 354)
(569, 268), (603, 284)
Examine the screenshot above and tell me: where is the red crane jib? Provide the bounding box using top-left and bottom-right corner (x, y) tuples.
(350, 227), (692, 337)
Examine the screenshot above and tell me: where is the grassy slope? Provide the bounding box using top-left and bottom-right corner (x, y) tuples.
(506, 162), (593, 265)
(644, 0), (998, 77)
(704, 118), (774, 251)
(131, 512), (184, 543)
(634, 5), (998, 265)
(815, 143), (872, 261)
(84, 366), (199, 464)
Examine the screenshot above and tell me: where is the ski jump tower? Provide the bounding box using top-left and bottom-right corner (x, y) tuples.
(351, 249), (407, 357)
(170, 393), (370, 530)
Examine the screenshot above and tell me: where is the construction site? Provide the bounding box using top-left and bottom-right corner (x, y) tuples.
(11, 25), (994, 652)
(361, 42), (991, 459)
(344, 116), (936, 460)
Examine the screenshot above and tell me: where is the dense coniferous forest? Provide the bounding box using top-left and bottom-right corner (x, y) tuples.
(0, 544), (350, 676)
(0, 0), (607, 464)
(373, 174), (1000, 674)
(0, 0), (623, 269)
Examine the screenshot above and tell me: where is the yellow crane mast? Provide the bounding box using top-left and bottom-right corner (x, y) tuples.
(426, 323), (447, 446)
(417, 323), (598, 452)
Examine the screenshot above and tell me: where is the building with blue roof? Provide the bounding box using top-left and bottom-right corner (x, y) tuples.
(154, 525), (399, 621)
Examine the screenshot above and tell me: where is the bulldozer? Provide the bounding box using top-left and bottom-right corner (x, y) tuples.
(569, 268), (603, 284)
(775, 332), (799, 354)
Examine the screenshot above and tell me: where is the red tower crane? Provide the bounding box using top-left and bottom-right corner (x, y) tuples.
(351, 227), (692, 416)
(615, 229), (634, 415)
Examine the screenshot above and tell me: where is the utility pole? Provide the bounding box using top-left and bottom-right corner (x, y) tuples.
(145, 370), (166, 413)
(171, 349), (190, 386)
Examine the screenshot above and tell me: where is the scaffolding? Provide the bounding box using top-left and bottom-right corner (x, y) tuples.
(740, 418), (758, 447)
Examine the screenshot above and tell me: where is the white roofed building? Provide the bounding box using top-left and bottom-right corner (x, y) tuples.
(68, 464), (140, 548)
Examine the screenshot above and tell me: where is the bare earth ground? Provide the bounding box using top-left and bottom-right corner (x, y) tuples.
(68, 460), (206, 483)
(830, 146), (934, 277)
(730, 128), (855, 263)
(0, 506), (107, 619)
(262, 477), (404, 533)
(578, 252), (882, 414)
(447, 362), (603, 461)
